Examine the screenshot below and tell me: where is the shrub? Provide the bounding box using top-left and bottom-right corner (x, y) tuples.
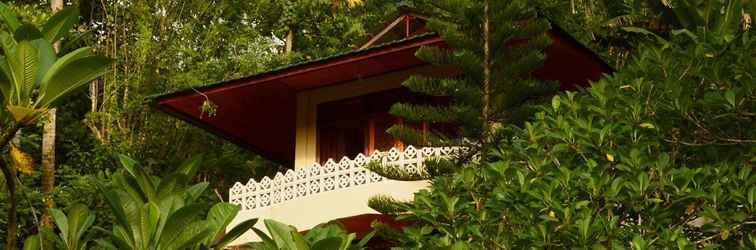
(378, 30), (755, 249)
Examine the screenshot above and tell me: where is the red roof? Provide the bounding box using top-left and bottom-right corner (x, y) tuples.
(152, 24), (612, 166)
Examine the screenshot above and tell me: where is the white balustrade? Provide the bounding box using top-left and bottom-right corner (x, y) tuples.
(229, 146), (463, 211)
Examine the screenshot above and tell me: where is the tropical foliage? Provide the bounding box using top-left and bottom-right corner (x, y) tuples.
(250, 219), (374, 250)
(94, 154), (257, 249)
(373, 17), (755, 249)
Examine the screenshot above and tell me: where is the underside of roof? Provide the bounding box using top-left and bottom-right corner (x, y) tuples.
(151, 25), (613, 166)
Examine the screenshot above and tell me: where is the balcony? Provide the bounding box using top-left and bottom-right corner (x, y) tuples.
(226, 146), (463, 244)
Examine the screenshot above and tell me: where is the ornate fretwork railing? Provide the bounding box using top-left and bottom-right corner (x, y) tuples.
(229, 146), (463, 211)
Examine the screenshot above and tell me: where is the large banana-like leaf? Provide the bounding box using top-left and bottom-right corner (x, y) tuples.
(38, 47), (92, 89)
(30, 38), (56, 87)
(37, 53), (112, 108)
(0, 2), (21, 31)
(7, 40), (38, 105)
(41, 6), (79, 43)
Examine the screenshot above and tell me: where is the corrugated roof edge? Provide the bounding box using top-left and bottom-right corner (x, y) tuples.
(145, 32), (439, 104)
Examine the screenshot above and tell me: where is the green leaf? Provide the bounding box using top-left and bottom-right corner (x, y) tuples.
(639, 123), (655, 129)
(311, 237), (342, 250)
(725, 90), (736, 108)
(29, 38), (55, 87)
(37, 53), (112, 107)
(251, 227), (277, 247)
(177, 154), (203, 178)
(551, 95), (561, 111)
(22, 234), (41, 250)
(41, 6), (79, 43)
(0, 2), (21, 31)
(8, 40), (38, 104)
(139, 203), (160, 247)
(264, 219), (299, 250)
(291, 231), (311, 250)
(96, 181), (133, 240)
(115, 154), (157, 202)
(158, 204), (206, 246)
(213, 218), (258, 249)
(49, 208), (70, 246)
(13, 23), (43, 42)
(205, 203), (241, 245)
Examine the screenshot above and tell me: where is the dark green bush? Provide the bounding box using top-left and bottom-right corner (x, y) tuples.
(380, 30), (755, 249)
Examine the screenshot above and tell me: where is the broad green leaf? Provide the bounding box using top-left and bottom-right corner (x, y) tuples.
(205, 203), (241, 245)
(38, 54), (112, 107)
(0, 55), (11, 97)
(41, 6), (79, 43)
(49, 208), (70, 246)
(184, 182), (209, 204)
(311, 237), (342, 250)
(96, 181), (132, 234)
(265, 219), (299, 250)
(38, 46), (91, 90)
(251, 227), (277, 248)
(29, 38), (55, 87)
(0, 2), (21, 31)
(291, 230), (311, 250)
(138, 202), (160, 247)
(8, 40), (38, 104)
(22, 234), (41, 250)
(213, 218), (258, 249)
(167, 220), (212, 250)
(158, 204), (206, 246)
(13, 23), (43, 42)
(178, 153), (203, 178)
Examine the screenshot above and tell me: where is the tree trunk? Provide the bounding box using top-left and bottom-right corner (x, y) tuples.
(40, 0), (63, 229)
(285, 28), (294, 54)
(40, 109), (56, 228)
(1, 159), (17, 250)
(481, 0), (492, 149)
(1, 123), (21, 250)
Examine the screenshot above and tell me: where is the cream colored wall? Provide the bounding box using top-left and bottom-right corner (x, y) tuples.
(294, 65), (439, 169)
(228, 179), (429, 244)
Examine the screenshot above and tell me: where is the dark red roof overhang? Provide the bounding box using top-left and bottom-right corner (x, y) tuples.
(152, 28), (613, 166)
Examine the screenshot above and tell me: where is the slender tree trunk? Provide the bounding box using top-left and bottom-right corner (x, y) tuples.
(285, 28), (294, 54)
(481, 0), (492, 148)
(1, 123), (21, 250)
(40, 0), (64, 228)
(40, 109), (56, 228)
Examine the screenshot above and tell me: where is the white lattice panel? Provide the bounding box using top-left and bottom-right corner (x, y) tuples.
(229, 146), (463, 211)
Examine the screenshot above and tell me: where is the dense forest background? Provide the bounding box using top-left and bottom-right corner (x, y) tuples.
(1, 0), (744, 246)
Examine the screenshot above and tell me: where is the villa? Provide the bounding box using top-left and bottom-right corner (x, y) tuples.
(151, 7), (612, 245)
